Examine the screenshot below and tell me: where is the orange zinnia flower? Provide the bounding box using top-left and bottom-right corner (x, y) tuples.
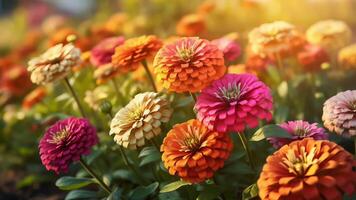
(111, 35), (162, 73)
(176, 14), (206, 37)
(48, 27), (78, 47)
(153, 37), (226, 93)
(22, 87), (47, 109)
(161, 119), (233, 183)
(258, 138), (356, 200)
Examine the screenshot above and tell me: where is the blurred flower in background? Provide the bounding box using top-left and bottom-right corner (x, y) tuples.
(338, 44), (356, 69)
(90, 36), (125, 67)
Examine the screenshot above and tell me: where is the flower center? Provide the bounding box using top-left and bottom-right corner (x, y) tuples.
(294, 128), (308, 137)
(350, 101), (356, 111)
(50, 129), (69, 144)
(178, 48), (194, 62)
(183, 136), (200, 151)
(217, 83), (241, 102)
(282, 147), (318, 176)
(130, 108), (144, 120)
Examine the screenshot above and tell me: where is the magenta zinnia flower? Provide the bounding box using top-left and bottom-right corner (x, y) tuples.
(195, 74), (273, 133)
(39, 117), (98, 174)
(267, 120), (328, 148)
(90, 36), (125, 67)
(211, 38), (241, 62)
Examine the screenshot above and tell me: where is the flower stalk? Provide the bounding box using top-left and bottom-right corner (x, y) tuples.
(63, 77), (87, 118)
(142, 60), (158, 92)
(238, 133), (256, 170)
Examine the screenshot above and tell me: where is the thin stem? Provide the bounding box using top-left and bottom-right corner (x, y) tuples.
(189, 92), (197, 103)
(141, 60), (158, 92)
(238, 133), (256, 170)
(63, 78), (87, 117)
(111, 78), (124, 104)
(118, 145), (149, 185)
(79, 158), (112, 194)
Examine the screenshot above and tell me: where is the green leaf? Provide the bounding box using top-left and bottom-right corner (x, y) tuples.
(160, 180), (191, 193)
(129, 182), (159, 200)
(107, 188), (122, 200)
(65, 190), (97, 200)
(56, 176), (94, 190)
(242, 183), (259, 200)
(250, 125), (291, 142)
(197, 185), (221, 200)
(139, 153), (161, 166)
(139, 146), (157, 158)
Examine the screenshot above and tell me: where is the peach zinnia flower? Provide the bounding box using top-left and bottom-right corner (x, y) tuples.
(111, 35), (162, 73)
(306, 20), (352, 53)
(258, 138), (355, 200)
(161, 119), (233, 183)
(338, 43), (356, 69)
(22, 87), (47, 109)
(248, 21), (305, 56)
(297, 44), (329, 72)
(93, 63), (120, 84)
(322, 90), (356, 137)
(176, 14), (206, 37)
(153, 37), (226, 93)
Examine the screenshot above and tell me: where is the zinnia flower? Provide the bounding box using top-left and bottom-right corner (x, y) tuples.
(90, 36), (125, 67)
(338, 43), (356, 69)
(176, 14), (206, 36)
(161, 119), (233, 183)
(48, 27), (78, 47)
(110, 92), (172, 149)
(306, 20), (352, 53)
(0, 65), (32, 96)
(297, 44), (329, 71)
(28, 43), (81, 85)
(84, 86), (109, 110)
(258, 138), (355, 200)
(93, 63), (120, 84)
(268, 120), (328, 149)
(153, 37), (226, 93)
(211, 37), (241, 62)
(322, 90), (356, 137)
(195, 74), (273, 133)
(111, 35), (162, 73)
(22, 87), (47, 109)
(245, 54), (275, 76)
(248, 21), (305, 56)
(39, 117), (98, 174)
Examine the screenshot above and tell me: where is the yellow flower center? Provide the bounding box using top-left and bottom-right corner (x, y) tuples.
(178, 48), (194, 62)
(282, 147), (319, 176)
(217, 83), (241, 102)
(50, 129), (69, 144)
(294, 128), (308, 137)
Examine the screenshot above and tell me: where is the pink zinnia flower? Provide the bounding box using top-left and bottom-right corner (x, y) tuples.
(195, 74), (273, 133)
(211, 38), (241, 62)
(39, 117), (98, 174)
(267, 120), (328, 149)
(90, 36), (125, 67)
(297, 44), (329, 72)
(322, 90), (356, 137)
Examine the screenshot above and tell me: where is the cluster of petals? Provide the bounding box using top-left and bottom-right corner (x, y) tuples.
(338, 43), (356, 69)
(153, 37), (226, 93)
(110, 92), (172, 149)
(176, 14), (206, 37)
(22, 87), (47, 109)
(258, 138), (356, 200)
(0, 65), (32, 96)
(268, 120), (328, 149)
(161, 119), (233, 183)
(211, 37), (241, 62)
(195, 73), (273, 133)
(90, 36), (125, 67)
(28, 43), (81, 85)
(297, 44), (329, 71)
(322, 90), (356, 137)
(39, 117), (98, 174)
(111, 35), (162, 73)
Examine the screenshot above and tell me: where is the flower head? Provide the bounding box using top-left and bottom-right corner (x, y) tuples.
(93, 63), (120, 84)
(111, 35), (162, 73)
(110, 92), (172, 149)
(84, 86), (109, 110)
(297, 44), (329, 71)
(248, 21), (305, 56)
(195, 74), (273, 133)
(22, 87), (47, 109)
(322, 90), (356, 137)
(268, 120), (328, 149)
(39, 117), (98, 174)
(306, 20), (352, 53)
(176, 14), (206, 36)
(258, 138), (355, 200)
(0, 65), (32, 96)
(245, 54), (275, 76)
(48, 27), (77, 47)
(338, 43), (356, 69)
(153, 37), (226, 93)
(90, 36), (125, 67)
(211, 37), (241, 62)
(28, 43), (81, 85)
(161, 119), (233, 183)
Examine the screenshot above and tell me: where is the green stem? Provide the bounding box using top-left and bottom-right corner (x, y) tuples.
(118, 145), (149, 185)
(238, 133), (256, 170)
(79, 158), (112, 194)
(142, 60), (158, 92)
(150, 139), (161, 152)
(189, 92), (197, 103)
(111, 78), (124, 104)
(63, 77), (87, 118)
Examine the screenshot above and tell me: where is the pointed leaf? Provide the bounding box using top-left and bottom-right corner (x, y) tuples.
(56, 176), (94, 190)
(250, 125), (291, 141)
(65, 190), (97, 200)
(160, 180), (191, 193)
